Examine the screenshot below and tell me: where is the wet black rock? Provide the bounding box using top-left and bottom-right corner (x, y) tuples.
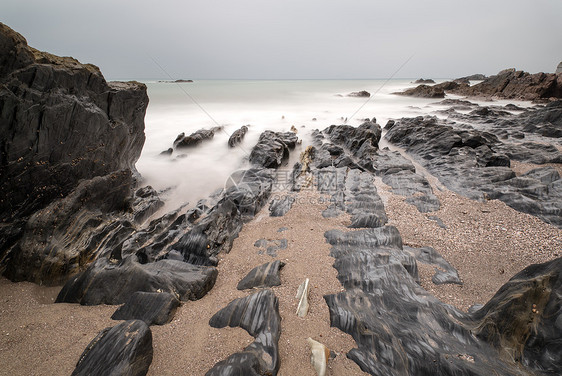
(249, 131), (298, 168)
(228, 125), (249, 147)
(322, 168), (388, 228)
(323, 225), (562, 375)
(159, 148), (173, 156)
(405, 246), (462, 285)
(132, 186), (165, 224)
(394, 81), (466, 98)
(56, 257), (217, 305)
(207, 289), (281, 376)
(3, 171), (136, 285)
(72, 320), (152, 376)
(111, 291), (180, 326)
(373, 149), (440, 213)
(237, 260), (285, 290)
(222, 168), (276, 221)
(170, 198), (243, 266)
(471, 257), (562, 373)
(385, 116), (562, 226)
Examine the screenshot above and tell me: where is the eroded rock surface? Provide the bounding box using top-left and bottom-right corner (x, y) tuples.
(385, 116), (562, 227)
(207, 289), (281, 376)
(72, 320), (153, 376)
(111, 292), (181, 326)
(0, 23), (150, 284)
(249, 130), (298, 168)
(237, 260), (285, 290)
(324, 226), (562, 375)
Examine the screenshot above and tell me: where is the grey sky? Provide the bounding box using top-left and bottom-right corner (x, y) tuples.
(2, 0), (561, 80)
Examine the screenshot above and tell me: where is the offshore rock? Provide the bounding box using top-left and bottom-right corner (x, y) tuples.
(237, 260), (285, 290)
(450, 68), (562, 100)
(249, 131), (298, 168)
(207, 289), (281, 376)
(394, 81), (467, 98)
(0, 23), (148, 284)
(111, 291), (180, 326)
(173, 127), (221, 149)
(413, 78), (435, 84)
(228, 125), (248, 147)
(323, 226), (562, 375)
(72, 320), (152, 376)
(347, 90), (370, 97)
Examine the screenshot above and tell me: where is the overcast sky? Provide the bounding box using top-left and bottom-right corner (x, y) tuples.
(1, 0), (561, 80)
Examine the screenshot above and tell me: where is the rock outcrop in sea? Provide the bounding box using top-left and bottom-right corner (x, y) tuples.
(397, 68), (562, 101)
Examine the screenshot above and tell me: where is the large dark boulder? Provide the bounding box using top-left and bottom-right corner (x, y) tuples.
(72, 320), (153, 376)
(0, 23), (149, 284)
(0, 23), (147, 222)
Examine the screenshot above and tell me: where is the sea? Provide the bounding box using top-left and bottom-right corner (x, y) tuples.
(134, 79), (528, 211)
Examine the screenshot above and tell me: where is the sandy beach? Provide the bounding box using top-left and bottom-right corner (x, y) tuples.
(1, 169), (560, 375)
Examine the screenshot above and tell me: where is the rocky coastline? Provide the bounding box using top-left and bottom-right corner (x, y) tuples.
(0, 22), (561, 376)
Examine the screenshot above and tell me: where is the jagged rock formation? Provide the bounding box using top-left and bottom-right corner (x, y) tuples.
(228, 125), (248, 147)
(321, 167), (388, 228)
(72, 320), (153, 376)
(374, 149), (440, 213)
(456, 73), (487, 81)
(207, 289), (281, 376)
(451, 69), (562, 100)
(398, 69), (562, 101)
(0, 23), (151, 284)
(394, 81), (466, 98)
(111, 291), (181, 325)
(249, 130), (298, 168)
(324, 225), (562, 375)
(385, 115), (562, 227)
(173, 127), (222, 149)
(237, 260), (285, 290)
